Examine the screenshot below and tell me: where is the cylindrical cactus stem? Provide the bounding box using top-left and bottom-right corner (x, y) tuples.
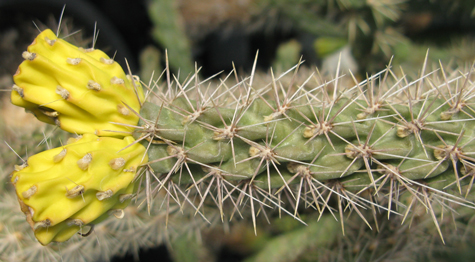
(138, 91), (474, 180)
(136, 64), (475, 227)
(10, 134), (148, 245)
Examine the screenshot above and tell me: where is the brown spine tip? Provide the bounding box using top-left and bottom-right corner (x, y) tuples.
(77, 153), (92, 170)
(87, 80), (102, 91)
(22, 51), (36, 61)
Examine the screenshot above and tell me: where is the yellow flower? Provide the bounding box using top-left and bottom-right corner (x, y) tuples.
(11, 29), (144, 136)
(10, 134), (147, 245)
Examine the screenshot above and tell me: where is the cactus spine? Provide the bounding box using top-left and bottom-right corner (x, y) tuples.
(8, 29), (475, 253)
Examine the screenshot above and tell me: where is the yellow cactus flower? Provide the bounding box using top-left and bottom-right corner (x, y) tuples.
(11, 29), (145, 137)
(10, 134), (148, 245)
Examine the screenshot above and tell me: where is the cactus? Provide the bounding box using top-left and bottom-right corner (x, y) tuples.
(10, 133), (147, 245)
(5, 27), (475, 261)
(134, 57), (475, 237)
(11, 29), (144, 137)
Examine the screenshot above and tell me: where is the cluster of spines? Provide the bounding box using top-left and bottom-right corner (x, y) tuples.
(124, 58), (475, 240)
